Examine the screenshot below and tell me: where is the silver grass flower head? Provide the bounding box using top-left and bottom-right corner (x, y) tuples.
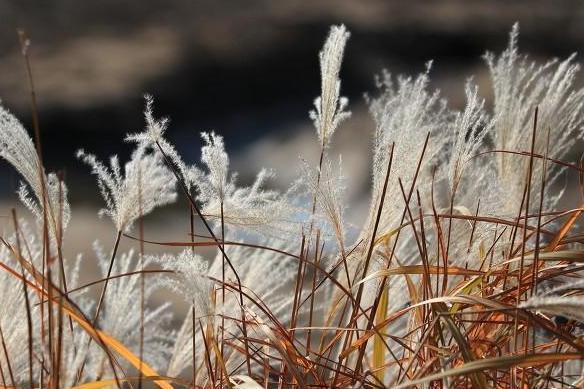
(152, 249), (214, 378)
(206, 243), (299, 322)
(17, 172), (71, 235)
(59, 327), (91, 387)
(151, 248), (212, 318)
(485, 23), (584, 213)
(0, 103), (41, 195)
(77, 144), (177, 231)
(363, 63), (451, 238)
(126, 95), (191, 182)
(448, 80), (492, 193)
(166, 309), (195, 377)
(160, 240), (301, 377)
(0, 103), (71, 237)
(310, 24), (351, 148)
(91, 242), (174, 376)
(198, 131), (230, 201)
(190, 131), (293, 236)
(0, 246), (35, 382)
(132, 94), (169, 144)
(300, 156), (347, 248)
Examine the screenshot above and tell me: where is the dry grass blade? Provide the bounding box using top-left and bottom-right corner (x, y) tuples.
(394, 353), (584, 388)
(355, 265), (491, 287)
(372, 285), (389, 383)
(511, 250), (584, 263)
(244, 307), (308, 387)
(0, 248), (172, 389)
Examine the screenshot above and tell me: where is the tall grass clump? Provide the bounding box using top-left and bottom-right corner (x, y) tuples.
(1, 23), (584, 388)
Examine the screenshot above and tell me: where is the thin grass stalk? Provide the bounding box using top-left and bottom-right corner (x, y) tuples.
(17, 31), (76, 388)
(372, 284), (389, 383)
(53, 174), (66, 389)
(342, 143), (395, 374)
(11, 209), (34, 388)
(514, 109), (538, 386)
(333, 141), (393, 384)
(429, 170), (444, 300)
(297, 134), (330, 365)
(76, 229), (123, 387)
(44, 203), (55, 388)
(467, 199), (481, 255)
(284, 234), (305, 386)
(306, 231), (323, 357)
(191, 304), (197, 388)
(199, 320), (215, 386)
(444, 176), (459, 293)
(0, 324), (16, 388)
(154, 140), (252, 376)
(220, 200), (226, 375)
(397, 179), (437, 381)
(138, 163), (145, 389)
(0, 358), (6, 387)
(92, 230), (123, 328)
(354, 135), (429, 376)
(530, 128), (549, 365)
(416, 190), (432, 300)
(17, 29), (54, 387)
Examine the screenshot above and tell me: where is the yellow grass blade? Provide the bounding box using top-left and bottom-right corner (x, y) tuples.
(373, 285), (389, 383)
(355, 265), (488, 288)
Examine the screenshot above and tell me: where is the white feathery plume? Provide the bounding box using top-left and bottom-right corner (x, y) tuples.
(485, 23), (584, 214)
(0, 225), (50, 385)
(152, 249), (212, 319)
(154, 241), (300, 378)
(195, 131), (230, 202)
(190, 131), (293, 237)
(448, 81), (493, 195)
(364, 63), (451, 239)
(300, 156), (347, 250)
(0, 246), (34, 383)
(310, 24), (351, 148)
(440, 81), (497, 268)
(59, 327), (91, 387)
(88, 242), (173, 378)
(77, 145), (177, 231)
(126, 95), (191, 182)
(154, 249), (211, 378)
(0, 103), (41, 197)
(0, 103), (71, 238)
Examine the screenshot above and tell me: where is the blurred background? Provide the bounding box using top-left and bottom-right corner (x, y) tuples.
(0, 1), (583, 263)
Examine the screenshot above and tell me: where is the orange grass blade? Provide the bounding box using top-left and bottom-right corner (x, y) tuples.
(0, 256), (172, 389)
(71, 375), (188, 389)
